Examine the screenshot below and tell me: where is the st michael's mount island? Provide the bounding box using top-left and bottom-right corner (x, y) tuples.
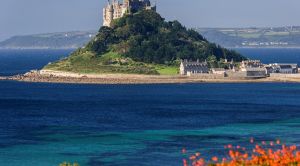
(1, 0), (300, 84)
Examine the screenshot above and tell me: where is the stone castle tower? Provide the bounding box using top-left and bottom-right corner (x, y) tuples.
(103, 0), (156, 27)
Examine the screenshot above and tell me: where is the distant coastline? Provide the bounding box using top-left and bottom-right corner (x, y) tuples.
(0, 47), (77, 50)
(197, 26), (300, 48)
(0, 31), (96, 50)
(229, 46), (300, 49)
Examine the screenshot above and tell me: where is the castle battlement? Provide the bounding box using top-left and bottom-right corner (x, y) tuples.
(103, 0), (156, 27)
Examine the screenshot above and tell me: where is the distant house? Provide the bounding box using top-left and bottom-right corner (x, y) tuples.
(180, 60), (209, 76)
(270, 63), (298, 74)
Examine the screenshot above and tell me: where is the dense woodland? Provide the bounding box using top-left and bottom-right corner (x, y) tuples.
(84, 10), (246, 64)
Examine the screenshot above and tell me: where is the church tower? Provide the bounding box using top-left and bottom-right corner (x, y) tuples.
(123, 0), (130, 6)
(103, 0), (156, 27)
(103, 1), (114, 27)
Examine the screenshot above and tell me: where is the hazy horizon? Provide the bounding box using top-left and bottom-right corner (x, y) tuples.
(1, 0), (300, 41)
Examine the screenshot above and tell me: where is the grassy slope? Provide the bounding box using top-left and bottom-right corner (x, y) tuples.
(45, 51), (178, 75)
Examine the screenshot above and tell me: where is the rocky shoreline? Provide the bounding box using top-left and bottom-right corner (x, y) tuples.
(1, 69), (300, 84)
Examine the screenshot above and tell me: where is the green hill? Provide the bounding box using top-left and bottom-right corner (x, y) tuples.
(45, 10), (246, 75)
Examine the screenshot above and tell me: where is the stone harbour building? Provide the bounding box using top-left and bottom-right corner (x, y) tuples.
(268, 63), (298, 74)
(180, 60), (209, 76)
(103, 0), (156, 27)
(239, 60), (267, 78)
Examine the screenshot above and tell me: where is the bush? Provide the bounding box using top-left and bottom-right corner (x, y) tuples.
(59, 162), (79, 166)
(183, 138), (300, 166)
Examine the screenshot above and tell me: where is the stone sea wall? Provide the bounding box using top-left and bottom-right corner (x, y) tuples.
(270, 73), (300, 78)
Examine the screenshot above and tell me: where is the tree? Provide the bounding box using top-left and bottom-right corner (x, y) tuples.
(207, 55), (218, 68)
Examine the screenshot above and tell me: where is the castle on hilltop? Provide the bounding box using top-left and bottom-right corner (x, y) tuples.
(103, 0), (156, 27)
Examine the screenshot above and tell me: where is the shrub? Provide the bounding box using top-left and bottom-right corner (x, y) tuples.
(182, 138), (300, 166)
(59, 162), (79, 166)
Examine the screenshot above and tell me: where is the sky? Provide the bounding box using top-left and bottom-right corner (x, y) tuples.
(1, 0), (300, 41)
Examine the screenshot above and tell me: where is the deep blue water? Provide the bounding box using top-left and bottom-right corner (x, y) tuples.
(0, 49), (300, 166)
(0, 49), (71, 76)
(236, 48), (300, 65)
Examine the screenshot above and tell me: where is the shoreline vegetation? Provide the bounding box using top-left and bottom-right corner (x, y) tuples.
(2, 69), (300, 84)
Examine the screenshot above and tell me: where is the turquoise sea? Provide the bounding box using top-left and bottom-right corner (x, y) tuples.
(0, 48), (300, 166)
